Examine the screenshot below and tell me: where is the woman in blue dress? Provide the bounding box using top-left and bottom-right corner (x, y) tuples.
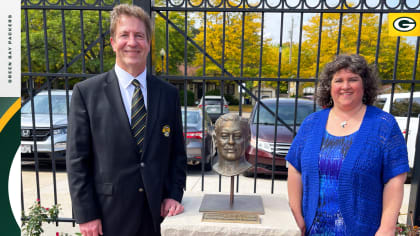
(286, 54), (409, 236)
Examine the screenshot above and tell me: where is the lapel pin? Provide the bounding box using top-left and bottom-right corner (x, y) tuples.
(162, 125), (170, 137)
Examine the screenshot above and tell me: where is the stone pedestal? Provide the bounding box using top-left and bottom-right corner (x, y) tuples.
(161, 193), (300, 236)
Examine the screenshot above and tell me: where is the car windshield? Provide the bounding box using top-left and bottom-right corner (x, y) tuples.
(21, 95), (70, 115)
(253, 102), (319, 126)
(391, 97), (420, 117)
(374, 98), (386, 109)
(181, 111), (201, 125)
(204, 99), (224, 105)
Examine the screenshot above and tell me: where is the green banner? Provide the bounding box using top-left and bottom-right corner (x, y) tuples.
(0, 98), (20, 235)
(1, 0), (21, 234)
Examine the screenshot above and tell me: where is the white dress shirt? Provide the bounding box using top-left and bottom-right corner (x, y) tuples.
(114, 64), (148, 124)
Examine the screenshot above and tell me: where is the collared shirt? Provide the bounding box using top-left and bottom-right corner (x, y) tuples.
(115, 64), (148, 124)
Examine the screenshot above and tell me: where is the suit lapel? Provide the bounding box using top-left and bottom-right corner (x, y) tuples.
(104, 69), (133, 142)
(143, 73), (161, 157)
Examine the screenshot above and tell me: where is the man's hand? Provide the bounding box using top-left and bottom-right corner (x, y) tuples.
(79, 219), (103, 236)
(160, 198), (184, 217)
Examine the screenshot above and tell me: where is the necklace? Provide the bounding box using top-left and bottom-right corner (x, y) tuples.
(332, 104), (365, 129)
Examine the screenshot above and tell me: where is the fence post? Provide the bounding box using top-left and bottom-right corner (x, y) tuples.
(408, 114), (420, 226)
(132, 0), (152, 73)
(133, 0), (151, 15)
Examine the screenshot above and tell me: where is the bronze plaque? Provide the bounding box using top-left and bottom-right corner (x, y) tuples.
(202, 212), (260, 224)
(199, 194), (264, 214)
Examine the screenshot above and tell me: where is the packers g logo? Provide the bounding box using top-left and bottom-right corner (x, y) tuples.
(393, 17), (416, 32)
(389, 13), (420, 36)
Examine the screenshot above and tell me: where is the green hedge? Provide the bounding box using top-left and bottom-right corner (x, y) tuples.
(179, 90), (195, 106)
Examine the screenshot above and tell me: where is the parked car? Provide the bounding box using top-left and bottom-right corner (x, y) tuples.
(375, 92), (420, 169)
(21, 90), (72, 163)
(182, 107), (216, 171)
(197, 95), (229, 122)
(245, 98), (321, 176)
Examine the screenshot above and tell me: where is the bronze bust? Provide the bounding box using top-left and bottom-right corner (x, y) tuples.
(212, 113), (252, 176)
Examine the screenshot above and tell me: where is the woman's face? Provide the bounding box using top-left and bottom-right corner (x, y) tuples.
(330, 68), (364, 110)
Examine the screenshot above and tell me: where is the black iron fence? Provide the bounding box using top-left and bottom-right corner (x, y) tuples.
(21, 0), (420, 226)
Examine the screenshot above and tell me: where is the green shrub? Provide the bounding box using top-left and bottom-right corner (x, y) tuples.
(205, 89), (220, 96)
(225, 94), (239, 105)
(179, 90), (195, 106)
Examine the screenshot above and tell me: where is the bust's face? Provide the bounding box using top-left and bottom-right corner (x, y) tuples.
(215, 120), (245, 161)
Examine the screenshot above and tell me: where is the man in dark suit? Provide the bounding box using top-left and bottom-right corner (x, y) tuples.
(66, 4), (187, 236)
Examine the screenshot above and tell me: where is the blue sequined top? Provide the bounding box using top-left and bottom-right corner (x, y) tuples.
(308, 131), (357, 236)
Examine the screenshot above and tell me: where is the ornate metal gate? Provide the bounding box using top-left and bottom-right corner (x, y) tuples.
(21, 0), (420, 226)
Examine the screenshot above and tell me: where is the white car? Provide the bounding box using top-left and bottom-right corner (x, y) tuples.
(197, 95), (229, 122)
(21, 90), (72, 163)
(375, 92), (420, 169)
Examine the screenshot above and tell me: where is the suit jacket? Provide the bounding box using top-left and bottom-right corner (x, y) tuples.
(66, 68), (187, 235)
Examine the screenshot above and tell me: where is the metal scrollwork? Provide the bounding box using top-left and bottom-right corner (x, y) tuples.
(44, 0), (61, 6)
(303, 0), (322, 9)
(101, 0), (116, 7)
(62, 0), (82, 6)
(188, 0), (205, 8)
(22, 0), (420, 11)
(343, 0), (361, 9)
(22, 0), (120, 7)
(245, 0), (263, 9)
(81, 0), (101, 7)
(324, 0), (340, 9)
(226, 0), (243, 9)
(207, 0), (224, 9)
(265, 0), (281, 10)
(384, 0), (401, 9)
(364, 0), (381, 9)
(284, 0), (301, 9)
(405, 0), (420, 9)
(24, 0), (43, 6)
(168, 0), (186, 7)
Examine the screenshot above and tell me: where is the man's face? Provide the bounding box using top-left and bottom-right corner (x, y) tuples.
(110, 15), (150, 76)
(215, 120), (245, 161)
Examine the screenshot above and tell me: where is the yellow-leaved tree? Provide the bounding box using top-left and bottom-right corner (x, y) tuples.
(293, 13), (419, 91)
(192, 12), (286, 94)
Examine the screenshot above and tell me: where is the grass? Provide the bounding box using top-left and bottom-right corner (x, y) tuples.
(229, 105), (253, 113)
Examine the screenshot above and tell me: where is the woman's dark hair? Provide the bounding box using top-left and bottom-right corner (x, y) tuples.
(316, 54), (380, 108)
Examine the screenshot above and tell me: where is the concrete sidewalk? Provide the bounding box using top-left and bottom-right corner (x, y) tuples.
(23, 165), (413, 235)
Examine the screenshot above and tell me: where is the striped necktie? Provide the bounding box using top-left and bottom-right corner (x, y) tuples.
(131, 79), (147, 154)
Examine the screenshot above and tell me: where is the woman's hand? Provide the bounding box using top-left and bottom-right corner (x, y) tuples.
(298, 222), (306, 236)
(295, 214), (306, 236)
(288, 164), (306, 236)
(375, 173), (406, 236)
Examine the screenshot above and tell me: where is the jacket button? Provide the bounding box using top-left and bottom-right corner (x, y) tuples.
(140, 162), (145, 167)
(138, 188), (144, 192)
